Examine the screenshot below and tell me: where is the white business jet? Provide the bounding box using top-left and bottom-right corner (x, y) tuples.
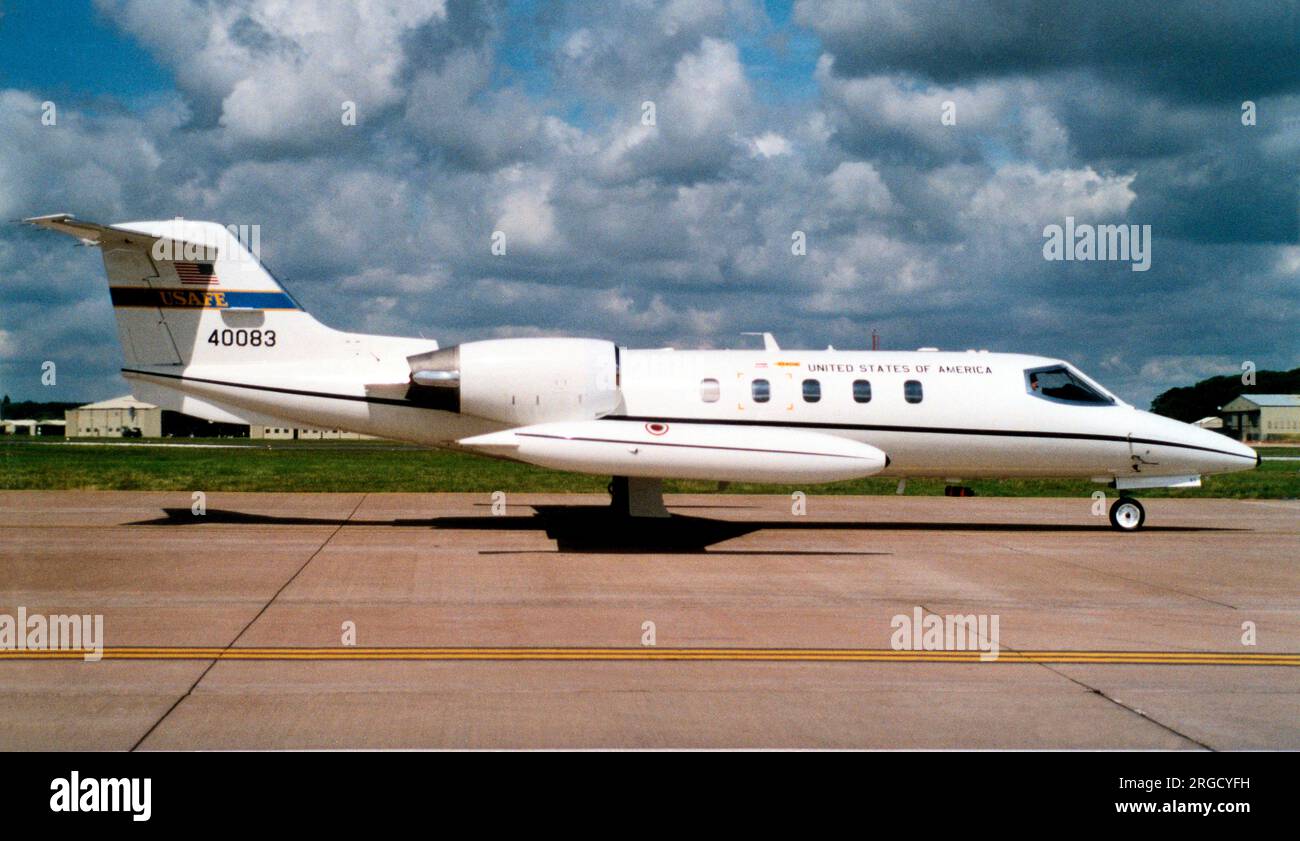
(25, 215), (1258, 530)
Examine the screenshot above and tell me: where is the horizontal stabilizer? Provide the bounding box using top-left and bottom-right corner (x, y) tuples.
(24, 213), (215, 257)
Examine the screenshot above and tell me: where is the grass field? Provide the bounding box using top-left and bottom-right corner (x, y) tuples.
(2, 437), (1297, 498)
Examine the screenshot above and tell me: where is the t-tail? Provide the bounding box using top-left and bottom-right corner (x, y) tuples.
(24, 214), (344, 367)
(23, 214), (438, 429)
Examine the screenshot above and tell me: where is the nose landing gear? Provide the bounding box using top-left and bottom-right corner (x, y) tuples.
(1108, 496), (1146, 531)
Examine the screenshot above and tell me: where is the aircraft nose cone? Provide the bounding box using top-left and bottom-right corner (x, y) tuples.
(1197, 426), (1258, 473)
(1218, 432), (1258, 464)
(1136, 410), (1259, 475)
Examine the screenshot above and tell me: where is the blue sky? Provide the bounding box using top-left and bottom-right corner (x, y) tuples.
(0, 0), (1297, 405)
(0, 0), (172, 100)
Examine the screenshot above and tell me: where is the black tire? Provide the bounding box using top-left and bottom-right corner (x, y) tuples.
(1108, 497), (1146, 531)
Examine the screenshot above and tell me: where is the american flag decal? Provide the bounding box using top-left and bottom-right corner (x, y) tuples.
(174, 261), (219, 286)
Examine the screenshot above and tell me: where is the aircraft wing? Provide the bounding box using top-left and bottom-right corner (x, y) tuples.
(458, 419), (888, 484)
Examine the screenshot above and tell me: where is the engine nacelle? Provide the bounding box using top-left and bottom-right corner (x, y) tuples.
(408, 338), (620, 424)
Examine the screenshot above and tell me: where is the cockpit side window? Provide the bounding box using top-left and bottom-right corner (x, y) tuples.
(1025, 365), (1114, 405)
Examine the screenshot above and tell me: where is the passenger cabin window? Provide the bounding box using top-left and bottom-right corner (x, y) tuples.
(751, 379), (771, 403)
(904, 380), (923, 404)
(852, 379), (872, 403)
(802, 379), (821, 403)
(1025, 365), (1113, 405)
(700, 378), (720, 403)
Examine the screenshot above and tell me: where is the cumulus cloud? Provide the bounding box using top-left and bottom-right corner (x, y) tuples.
(825, 161), (894, 213)
(963, 164), (1137, 227)
(403, 47), (555, 171)
(492, 167), (559, 252)
(96, 0), (448, 148)
(547, 0), (763, 104)
(0, 90), (164, 220)
(747, 132), (791, 159)
(0, 0), (1296, 409)
(795, 0), (1299, 99)
(606, 36), (755, 183)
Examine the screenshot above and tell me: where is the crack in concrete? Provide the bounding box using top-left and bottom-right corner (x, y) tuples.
(130, 493), (369, 751)
(916, 600), (1214, 751)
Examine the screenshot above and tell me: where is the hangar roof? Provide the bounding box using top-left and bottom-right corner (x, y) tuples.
(76, 394), (158, 411)
(1237, 394), (1300, 407)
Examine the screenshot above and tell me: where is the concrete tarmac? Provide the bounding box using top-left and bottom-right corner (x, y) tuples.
(0, 491), (1296, 750)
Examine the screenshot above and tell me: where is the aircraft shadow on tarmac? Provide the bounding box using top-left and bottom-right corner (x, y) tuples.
(130, 505), (1242, 554)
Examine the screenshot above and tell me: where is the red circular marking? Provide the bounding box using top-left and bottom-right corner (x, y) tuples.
(645, 422), (668, 436)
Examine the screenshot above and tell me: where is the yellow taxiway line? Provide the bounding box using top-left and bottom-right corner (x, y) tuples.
(1, 647), (1296, 665)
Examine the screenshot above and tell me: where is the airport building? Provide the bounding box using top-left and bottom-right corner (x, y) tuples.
(58, 396), (373, 440)
(1220, 394), (1300, 442)
(64, 395), (162, 438)
(0, 418), (65, 436)
(250, 426), (375, 440)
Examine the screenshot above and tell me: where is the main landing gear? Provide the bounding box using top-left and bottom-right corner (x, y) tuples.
(1108, 495), (1146, 532)
(608, 476), (670, 518)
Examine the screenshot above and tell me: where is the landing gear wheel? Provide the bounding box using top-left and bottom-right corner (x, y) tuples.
(1108, 497), (1146, 532)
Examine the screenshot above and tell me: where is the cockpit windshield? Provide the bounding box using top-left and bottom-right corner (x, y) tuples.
(1025, 365), (1114, 405)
